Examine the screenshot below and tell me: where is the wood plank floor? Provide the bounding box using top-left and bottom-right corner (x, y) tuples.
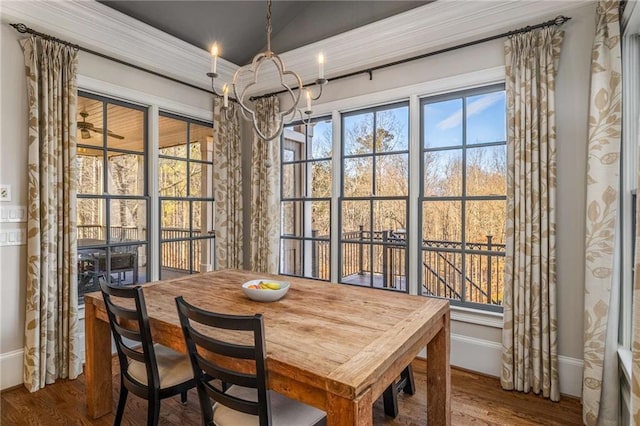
(1, 358), (582, 425)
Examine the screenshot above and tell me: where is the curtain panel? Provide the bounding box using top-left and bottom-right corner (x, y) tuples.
(501, 26), (564, 402)
(582, 1), (623, 424)
(213, 97), (243, 269)
(633, 111), (640, 424)
(21, 35), (82, 392)
(250, 96), (281, 273)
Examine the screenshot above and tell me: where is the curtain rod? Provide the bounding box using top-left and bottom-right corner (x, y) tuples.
(9, 22), (215, 97)
(11, 15), (571, 103)
(250, 15), (572, 101)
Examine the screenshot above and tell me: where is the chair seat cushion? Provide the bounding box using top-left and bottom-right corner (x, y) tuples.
(212, 385), (326, 426)
(127, 344), (192, 389)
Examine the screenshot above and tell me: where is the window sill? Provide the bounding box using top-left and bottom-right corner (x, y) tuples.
(619, 346), (632, 383)
(450, 305), (503, 328)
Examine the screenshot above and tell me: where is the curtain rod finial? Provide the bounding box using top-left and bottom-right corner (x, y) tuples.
(10, 23), (28, 33)
(555, 16), (571, 26)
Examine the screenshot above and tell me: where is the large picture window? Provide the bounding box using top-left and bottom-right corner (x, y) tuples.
(279, 117), (332, 280)
(76, 92), (149, 303)
(158, 112), (215, 279)
(420, 84), (506, 310)
(339, 102), (409, 291)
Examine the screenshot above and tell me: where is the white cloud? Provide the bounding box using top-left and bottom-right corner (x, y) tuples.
(437, 92), (504, 130)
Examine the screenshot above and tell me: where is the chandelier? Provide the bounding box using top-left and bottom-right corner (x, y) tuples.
(207, 0), (327, 141)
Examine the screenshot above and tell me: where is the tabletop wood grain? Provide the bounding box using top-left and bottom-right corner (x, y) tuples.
(85, 269), (450, 426)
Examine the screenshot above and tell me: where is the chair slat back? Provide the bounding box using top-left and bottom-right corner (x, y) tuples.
(100, 282), (160, 388)
(175, 296), (271, 425)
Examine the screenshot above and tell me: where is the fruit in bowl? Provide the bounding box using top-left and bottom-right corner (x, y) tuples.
(242, 280), (290, 302)
(247, 281), (282, 290)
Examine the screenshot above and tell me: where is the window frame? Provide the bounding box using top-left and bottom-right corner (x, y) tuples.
(76, 91), (150, 304)
(338, 101), (410, 292)
(279, 116), (333, 281)
(157, 111), (215, 279)
(419, 83), (506, 312)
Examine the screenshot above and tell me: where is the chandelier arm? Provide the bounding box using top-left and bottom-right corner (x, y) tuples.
(251, 114), (285, 142)
(309, 83), (324, 101)
(278, 80), (302, 118)
(207, 73), (222, 96)
(232, 69), (257, 119)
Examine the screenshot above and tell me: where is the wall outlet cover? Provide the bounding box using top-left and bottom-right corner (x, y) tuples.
(0, 185), (11, 202)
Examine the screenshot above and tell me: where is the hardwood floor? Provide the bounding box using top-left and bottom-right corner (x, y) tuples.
(1, 359), (582, 425)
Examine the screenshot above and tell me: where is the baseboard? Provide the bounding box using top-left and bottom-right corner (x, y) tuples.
(2, 333), (585, 398)
(557, 355), (584, 399)
(450, 333), (583, 398)
(451, 334), (503, 377)
(0, 349), (23, 391)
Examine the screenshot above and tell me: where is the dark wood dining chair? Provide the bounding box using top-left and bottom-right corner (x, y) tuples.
(175, 296), (326, 426)
(100, 282), (195, 426)
(382, 364), (415, 418)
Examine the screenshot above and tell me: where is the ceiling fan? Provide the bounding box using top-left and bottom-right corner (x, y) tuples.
(77, 111), (124, 140)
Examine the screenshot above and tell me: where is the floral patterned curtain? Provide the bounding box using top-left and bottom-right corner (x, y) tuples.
(501, 26), (564, 402)
(582, 1), (623, 424)
(20, 35), (82, 392)
(213, 97), (243, 269)
(250, 96), (281, 273)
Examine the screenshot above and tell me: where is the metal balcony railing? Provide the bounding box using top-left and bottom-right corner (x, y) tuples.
(299, 227), (505, 305)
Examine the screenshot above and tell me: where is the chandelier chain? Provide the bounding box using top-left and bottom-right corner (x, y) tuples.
(266, 0), (272, 53)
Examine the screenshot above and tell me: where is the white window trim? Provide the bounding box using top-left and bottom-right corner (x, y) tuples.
(619, 346), (632, 384)
(451, 305), (504, 328)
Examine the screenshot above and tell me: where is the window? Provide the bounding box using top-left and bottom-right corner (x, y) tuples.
(340, 102), (409, 291)
(279, 118), (332, 280)
(76, 92), (148, 303)
(158, 112), (215, 279)
(420, 84), (506, 310)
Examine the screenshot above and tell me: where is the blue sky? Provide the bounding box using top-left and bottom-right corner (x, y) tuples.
(424, 91), (506, 148)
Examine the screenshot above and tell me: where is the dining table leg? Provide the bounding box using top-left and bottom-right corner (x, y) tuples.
(427, 310), (451, 425)
(85, 301), (113, 418)
(326, 388), (373, 426)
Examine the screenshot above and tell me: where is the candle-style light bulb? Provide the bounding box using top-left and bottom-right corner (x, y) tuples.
(211, 43), (219, 74)
(223, 83), (229, 108)
(318, 53), (325, 79)
(306, 89), (311, 111)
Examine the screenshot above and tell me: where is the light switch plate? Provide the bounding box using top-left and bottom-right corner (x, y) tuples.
(0, 185), (11, 202)
(0, 228), (26, 246)
(0, 206), (27, 223)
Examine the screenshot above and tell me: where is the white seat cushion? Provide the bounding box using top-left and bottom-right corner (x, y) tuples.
(127, 344), (193, 389)
(212, 385), (326, 426)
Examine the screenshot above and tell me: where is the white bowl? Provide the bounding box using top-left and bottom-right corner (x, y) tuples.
(242, 280), (290, 302)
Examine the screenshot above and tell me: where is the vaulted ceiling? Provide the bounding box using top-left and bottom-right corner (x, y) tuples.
(98, 1), (430, 65)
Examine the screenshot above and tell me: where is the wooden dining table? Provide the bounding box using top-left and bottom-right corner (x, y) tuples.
(84, 269), (450, 425)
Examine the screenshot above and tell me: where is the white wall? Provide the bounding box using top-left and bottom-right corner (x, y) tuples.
(0, 18), (211, 390)
(278, 3), (596, 396)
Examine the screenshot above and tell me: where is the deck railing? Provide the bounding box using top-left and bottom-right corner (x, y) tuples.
(303, 227), (505, 305)
(78, 225), (141, 241)
(78, 225), (206, 273)
(160, 228), (202, 272)
(421, 237), (504, 305)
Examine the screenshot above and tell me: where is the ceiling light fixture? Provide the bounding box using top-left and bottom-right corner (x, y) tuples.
(207, 0), (327, 141)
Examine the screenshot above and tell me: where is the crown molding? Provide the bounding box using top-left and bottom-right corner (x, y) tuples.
(2, 0), (593, 95)
(0, 0), (237, 92)
(250, 0), (594, 94)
